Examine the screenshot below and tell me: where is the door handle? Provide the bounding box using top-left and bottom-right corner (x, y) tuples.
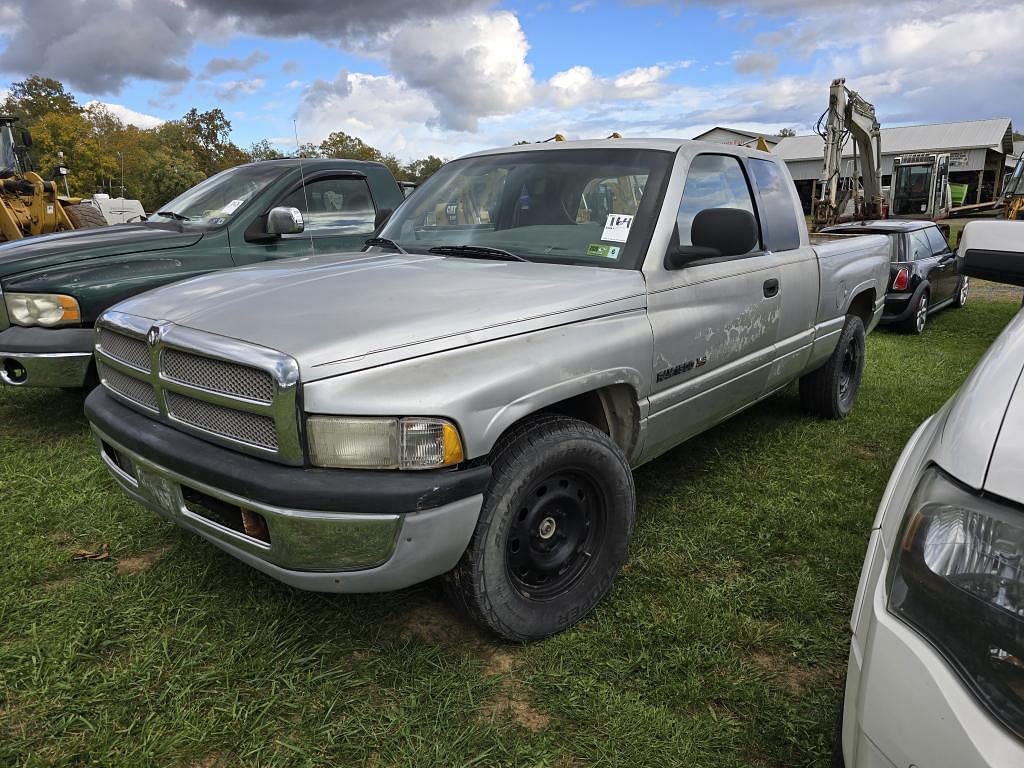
(763, 278), (780, 298)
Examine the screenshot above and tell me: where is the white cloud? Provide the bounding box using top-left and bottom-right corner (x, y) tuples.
(387, 12), (535, 131)
(216, 78), (267, 101)
(297, 71), (445, 155)
(86, 101), (165, 129)
(545, 63), (682, 108)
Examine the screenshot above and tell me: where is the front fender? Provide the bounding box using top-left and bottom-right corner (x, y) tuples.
(300, 311), (653, 461)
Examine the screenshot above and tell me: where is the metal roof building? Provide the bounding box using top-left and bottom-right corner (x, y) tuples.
(774, 118), (1014, 179)
(690, 126), (783, 149)
(774, 117), (1015, 209)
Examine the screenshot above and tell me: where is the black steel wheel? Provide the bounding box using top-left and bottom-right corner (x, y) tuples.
(505, 470), (607, 600)
(799, 313), (866, 420)
(445, 414), (635, 642)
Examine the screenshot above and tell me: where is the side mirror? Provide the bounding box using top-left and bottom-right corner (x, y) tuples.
(20, 129), (32, 147)
(957, 221), (1024, 287)
(665, 208), (759, 270)
(266, 206), (304, 236)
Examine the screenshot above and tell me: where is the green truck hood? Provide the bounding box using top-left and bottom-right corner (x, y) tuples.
(0, 224), (204, 279)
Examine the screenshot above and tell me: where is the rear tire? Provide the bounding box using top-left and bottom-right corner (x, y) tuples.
(953, 276), (969, 308)
(64, 203), (108, 229)
(444, 415), (635, 642)
(900, 290), (928, 334)
(799, 314), (866, 420)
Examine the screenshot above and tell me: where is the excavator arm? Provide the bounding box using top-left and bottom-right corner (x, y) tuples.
(813, 78), (884, 229)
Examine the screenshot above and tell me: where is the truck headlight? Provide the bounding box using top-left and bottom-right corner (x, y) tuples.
(306, 416), (465, 470)
(889, 467), (1024, 739)
(6, 292), (81, 327)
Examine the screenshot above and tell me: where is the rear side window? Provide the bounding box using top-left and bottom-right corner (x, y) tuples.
(925, 226), (949, 256)
(908, 230), (932, 261)
(746, 158), (801, 252)
(676, 154), (758, 250)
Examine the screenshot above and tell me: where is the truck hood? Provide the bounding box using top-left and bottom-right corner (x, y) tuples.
(933, 308), (1024, 504)
(111, 251), (647, 380)
(0, 224), (203, 279)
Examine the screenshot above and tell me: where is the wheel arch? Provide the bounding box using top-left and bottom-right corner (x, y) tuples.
(845, 284), (877, 327)
(482, 376), (643, 464)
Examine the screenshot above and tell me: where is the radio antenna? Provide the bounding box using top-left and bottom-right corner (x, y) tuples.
(293, 119), (314, 255)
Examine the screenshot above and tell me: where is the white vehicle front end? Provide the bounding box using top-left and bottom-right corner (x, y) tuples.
(840, 221), (1024, 767)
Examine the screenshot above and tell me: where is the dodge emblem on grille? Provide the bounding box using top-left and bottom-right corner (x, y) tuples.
(147, 327), (160, 346)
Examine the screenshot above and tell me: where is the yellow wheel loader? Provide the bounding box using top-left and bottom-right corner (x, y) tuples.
(0, 115), (107, 243)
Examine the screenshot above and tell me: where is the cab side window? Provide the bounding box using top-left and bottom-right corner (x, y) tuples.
(908, 230), (932, 261)
(676, 154), (759, 252)
(280, 177), (377, 237)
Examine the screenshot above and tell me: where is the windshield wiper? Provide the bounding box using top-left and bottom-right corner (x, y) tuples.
(427, 245), (529, 262)
(154, 210), (191, 221)
(364, 236), (408, 254)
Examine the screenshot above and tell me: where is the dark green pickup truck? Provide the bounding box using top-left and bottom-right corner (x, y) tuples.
(0, 158), (404, 388)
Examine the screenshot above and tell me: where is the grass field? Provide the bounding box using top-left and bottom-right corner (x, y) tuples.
(1, 294), (1019, 768)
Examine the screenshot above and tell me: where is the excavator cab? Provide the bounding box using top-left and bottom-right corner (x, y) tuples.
(890, 153), (951, 220)
(1003, 153), (1024, 221)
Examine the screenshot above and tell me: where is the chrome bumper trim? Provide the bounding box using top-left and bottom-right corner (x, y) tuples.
(0, 350), (93, 388)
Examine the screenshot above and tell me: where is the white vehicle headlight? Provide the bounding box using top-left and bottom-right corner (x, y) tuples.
(306, 416), (465, 470)
(6, 292), (81, 328)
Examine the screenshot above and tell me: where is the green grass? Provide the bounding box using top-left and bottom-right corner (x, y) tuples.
(1, 299), (1018, 767)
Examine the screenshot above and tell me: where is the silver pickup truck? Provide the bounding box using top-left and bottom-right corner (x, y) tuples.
(84, 140), (889, 641)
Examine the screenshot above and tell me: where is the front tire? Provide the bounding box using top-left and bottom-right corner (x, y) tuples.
(64, 203), (108, 229)
(799, 314), (866, 420)
(445, 415), (636, 642)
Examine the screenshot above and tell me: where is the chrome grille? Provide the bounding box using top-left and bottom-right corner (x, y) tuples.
(98, 328), (151, 371)
(99, 362), (158, 411)
(161, 348), (274, 403)
(94, 313), (300, 462)
(165, 391), (278, 450)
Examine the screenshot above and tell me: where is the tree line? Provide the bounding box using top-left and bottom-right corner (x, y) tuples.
(2, 76), (445, 212)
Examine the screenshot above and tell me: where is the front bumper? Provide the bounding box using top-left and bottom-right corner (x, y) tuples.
(0, 326), (95, 388)
(87, 388), (490, 592)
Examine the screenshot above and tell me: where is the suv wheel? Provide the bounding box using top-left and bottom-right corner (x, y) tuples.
(445, 415), (635, 642)
(799, 314), (866, 420)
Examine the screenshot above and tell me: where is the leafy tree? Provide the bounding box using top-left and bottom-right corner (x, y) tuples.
(249, 139), (285, 161)
(318, 131), (381, 162)
(2, 76), (80, 124)
(778, 127), (797, 137)
(402, 155), (444, 184)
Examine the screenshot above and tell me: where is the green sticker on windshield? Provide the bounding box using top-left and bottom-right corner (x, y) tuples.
(587, 243), (621, 260)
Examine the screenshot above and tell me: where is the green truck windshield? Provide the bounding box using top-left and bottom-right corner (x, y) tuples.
(378, 148), (673, 269)
(147, 163), (285, 229)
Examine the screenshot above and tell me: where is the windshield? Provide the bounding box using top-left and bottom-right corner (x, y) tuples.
(0, 124), (17, 173)
(1006, 156), (1024, 197)
(377, 148), (673, 268)
(891, 164), (933, 216)
(147, 162), (285, 228)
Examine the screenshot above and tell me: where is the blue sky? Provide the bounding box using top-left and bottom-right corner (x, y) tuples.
(1, 0), (1020, 161)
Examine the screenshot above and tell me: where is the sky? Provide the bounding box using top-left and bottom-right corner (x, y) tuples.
(0, 0), (1021, 162)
